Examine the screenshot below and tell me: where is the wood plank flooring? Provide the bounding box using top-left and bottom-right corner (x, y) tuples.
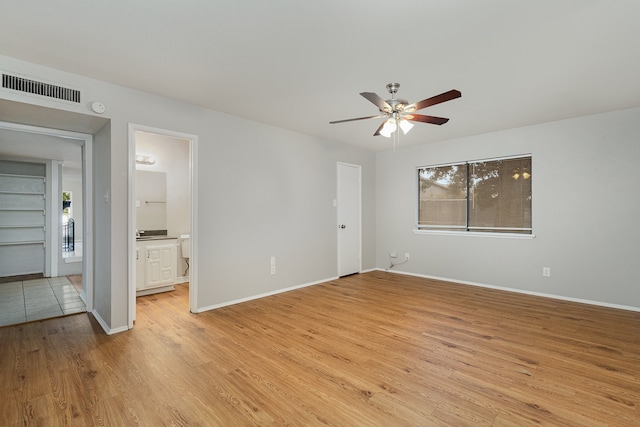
(1, 271), (638, 426)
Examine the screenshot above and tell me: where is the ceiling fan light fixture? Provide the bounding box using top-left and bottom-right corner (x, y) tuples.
(379, 127), (393, 138)
(380, 118), (397, 138)
(329, 84), (461, 143)
(399, 119), (414, 135)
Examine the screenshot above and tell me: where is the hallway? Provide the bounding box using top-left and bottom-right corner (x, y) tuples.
(0, 276), (85, 327)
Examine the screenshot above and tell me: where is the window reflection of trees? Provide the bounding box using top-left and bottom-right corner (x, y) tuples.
(469, 158), (531, 230)
(418, 156), (531, 233)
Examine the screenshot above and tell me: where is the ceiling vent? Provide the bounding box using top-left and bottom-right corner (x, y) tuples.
(2, 73), (81, 103)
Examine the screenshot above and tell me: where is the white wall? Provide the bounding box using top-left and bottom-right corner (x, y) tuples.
(92, 123), (113, 326)
(376, 107), (640, 310)
(196, 121), (377, 306)
(0, 55), (376, 332)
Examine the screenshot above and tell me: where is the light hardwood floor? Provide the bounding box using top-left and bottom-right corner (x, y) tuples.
(1, 271), (638, 426)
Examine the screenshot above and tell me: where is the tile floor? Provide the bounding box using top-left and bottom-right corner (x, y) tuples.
(0, 277), (86, 327)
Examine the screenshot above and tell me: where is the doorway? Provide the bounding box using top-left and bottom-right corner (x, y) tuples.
(0, 121), (94, 318)
(128, 124), (198, 328)
(337, 162), (362, 277)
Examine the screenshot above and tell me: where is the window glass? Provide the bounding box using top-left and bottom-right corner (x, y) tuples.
(469, 157), (531, 232)
(417, 156), (532, 234)
(418, 164), (467, 230)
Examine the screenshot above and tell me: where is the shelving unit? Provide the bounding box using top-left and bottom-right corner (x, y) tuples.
(0, 172), (46, 277)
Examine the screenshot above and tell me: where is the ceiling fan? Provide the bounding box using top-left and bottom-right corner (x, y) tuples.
(329, 83), (461, 138)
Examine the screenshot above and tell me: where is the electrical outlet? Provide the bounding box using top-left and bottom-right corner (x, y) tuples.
(271, 265), (276, 275)
(405, 253), (410, 260)
(542, 267), (551, 277)
(390, 252), (398, 258)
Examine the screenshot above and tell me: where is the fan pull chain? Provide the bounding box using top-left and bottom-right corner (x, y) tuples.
(393, 118), (399, 151)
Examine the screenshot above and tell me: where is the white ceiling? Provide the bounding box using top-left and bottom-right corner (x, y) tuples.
(1, 0), (640, 152)
(0, 127), (83, 176)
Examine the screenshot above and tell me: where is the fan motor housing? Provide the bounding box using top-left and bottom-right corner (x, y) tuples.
(383, 98), (408, 113)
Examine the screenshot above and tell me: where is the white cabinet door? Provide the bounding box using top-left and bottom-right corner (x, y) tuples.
(145, 243), (176, 288)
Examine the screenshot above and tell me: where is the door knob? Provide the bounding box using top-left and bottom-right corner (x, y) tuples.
(340, 224), (346, 229)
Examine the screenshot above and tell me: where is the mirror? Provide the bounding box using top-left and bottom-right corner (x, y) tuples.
(136, 170), (166, 231)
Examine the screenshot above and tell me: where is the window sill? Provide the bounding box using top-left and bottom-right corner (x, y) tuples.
(413, 229), (536, 239)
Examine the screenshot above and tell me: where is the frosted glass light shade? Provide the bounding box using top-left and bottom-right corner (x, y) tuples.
(399, 119), (414, 134)
(380, 119), (397, 138)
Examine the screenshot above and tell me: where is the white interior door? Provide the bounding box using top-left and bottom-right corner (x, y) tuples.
(337, 162), (361, 277)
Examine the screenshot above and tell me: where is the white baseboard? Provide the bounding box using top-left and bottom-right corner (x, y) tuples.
(136, 284), (175, 297)
(377, 268), (640, 313)
(91, 310), (130, 335)
(195, 276), (339, 313)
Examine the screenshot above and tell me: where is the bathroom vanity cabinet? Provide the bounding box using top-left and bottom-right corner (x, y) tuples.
(136, 238), (178, 296)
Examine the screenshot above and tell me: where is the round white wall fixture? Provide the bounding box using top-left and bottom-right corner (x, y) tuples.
(91, 101), (106, 114)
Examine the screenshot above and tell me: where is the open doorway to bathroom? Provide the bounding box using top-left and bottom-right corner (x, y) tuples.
(128, 124), (197, 328)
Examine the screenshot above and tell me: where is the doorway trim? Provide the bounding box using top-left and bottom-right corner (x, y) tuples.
(127, 124), (198, 328)
(0, 120), (94, 311)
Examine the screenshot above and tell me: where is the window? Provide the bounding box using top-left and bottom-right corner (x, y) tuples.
(417, 156), (532, 234)
(62, 191), (75, 252)
(62, 191), (72, 223)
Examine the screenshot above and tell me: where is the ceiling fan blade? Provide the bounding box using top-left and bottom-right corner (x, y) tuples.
(329, 114), (383, 124)
(405, 114), (450, 125)
(406, 89), (461, 112)
(373, 121), (386, 136)
(360, 92), (391, 112)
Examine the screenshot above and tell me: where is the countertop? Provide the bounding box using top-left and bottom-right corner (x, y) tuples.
(136, 235), (178, 241)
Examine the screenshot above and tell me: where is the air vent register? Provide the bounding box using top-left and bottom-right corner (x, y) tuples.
(2, 73), (80, 103)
